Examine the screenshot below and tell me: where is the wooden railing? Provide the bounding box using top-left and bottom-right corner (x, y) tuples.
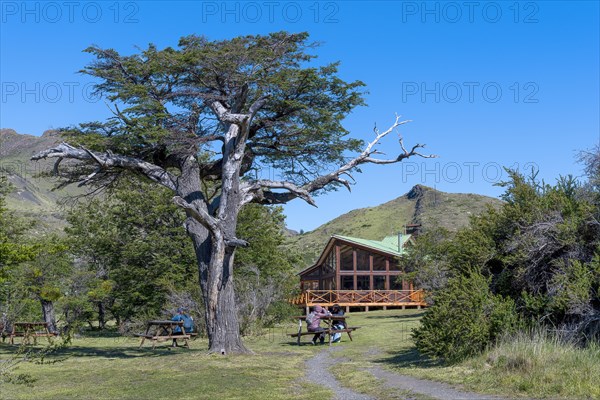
(289, 289), (426, 306)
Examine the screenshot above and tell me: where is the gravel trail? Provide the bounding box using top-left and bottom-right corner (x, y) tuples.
(305, 348), (375, 400)
(305, 346), (518, 400)
(367, 364), (510, 400)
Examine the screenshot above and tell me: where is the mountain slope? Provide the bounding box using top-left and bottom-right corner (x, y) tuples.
(287, 184), (502, 266)
(0, 129), (79, 232)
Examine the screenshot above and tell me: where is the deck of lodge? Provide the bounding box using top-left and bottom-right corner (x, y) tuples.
(290, 289), (426, 313)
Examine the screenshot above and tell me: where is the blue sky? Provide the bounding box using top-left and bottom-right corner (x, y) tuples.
(1, 1), (599, 232)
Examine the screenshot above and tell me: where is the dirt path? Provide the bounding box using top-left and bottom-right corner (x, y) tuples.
(367, 364), (507, 400)
(305, 347), (512, 400)
(305, 349), (375, 400)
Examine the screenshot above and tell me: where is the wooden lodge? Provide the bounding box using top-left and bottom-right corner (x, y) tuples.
(291, 232), (426, 312)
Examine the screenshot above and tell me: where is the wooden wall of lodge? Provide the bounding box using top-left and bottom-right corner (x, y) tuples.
(300, 242), (413, 292)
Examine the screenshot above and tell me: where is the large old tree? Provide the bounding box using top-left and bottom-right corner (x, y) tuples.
(32, 32), (432, 353)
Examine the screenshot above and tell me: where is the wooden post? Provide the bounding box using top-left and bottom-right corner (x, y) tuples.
(353, 249), (357, 290)
(383, 306), (387, 310)
(336, 245), (341, 290)
(402, 305), (406, 310)
(346, 306), (350, 313)
(365, 306), (369, 312)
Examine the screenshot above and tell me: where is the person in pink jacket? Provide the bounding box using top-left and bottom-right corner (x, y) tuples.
(307, 305), (331, 345)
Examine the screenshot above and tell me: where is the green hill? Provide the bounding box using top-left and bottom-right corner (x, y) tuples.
(0, 128), (84, 233)
(287, 184), (502, 267)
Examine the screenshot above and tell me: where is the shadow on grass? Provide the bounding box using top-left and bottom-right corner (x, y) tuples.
(0, 342), (203, 360)
(280, 340), (316, 347)
(365, 312), (426, 320)
(79, 329), (123, 339)
(375, 346), (445, 369)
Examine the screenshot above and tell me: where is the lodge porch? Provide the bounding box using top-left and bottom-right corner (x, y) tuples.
(290, 289), (426, 313)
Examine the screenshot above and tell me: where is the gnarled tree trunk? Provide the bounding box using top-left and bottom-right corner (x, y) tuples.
(41, 299), (57, 334)
(179, 156), (250, 354)
(186, 218), (248, 353)
(98, 302), (106, 330)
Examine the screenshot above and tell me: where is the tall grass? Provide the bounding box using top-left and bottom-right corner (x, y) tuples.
(398, 326), (600, 399)
(468, 328), (600, 398)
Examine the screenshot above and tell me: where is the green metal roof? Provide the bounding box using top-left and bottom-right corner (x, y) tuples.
(333, 234), (411, 256)
(298, 234), (413, 276)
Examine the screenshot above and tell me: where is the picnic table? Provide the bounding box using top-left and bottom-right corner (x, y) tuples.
(8, 322), (57, 345)
(135, 320), (191, 349)
(289, 315), (360, 346)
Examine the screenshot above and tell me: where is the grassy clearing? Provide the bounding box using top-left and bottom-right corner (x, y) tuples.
(1, 310), (598, 399)
(0, 334), (331, 400)
(0, 310), (424, 400)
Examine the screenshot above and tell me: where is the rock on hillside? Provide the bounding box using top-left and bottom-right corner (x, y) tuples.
(287, 185), (502, 267)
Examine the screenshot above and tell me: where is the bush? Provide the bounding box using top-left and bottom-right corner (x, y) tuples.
(413, 271), (518, 363)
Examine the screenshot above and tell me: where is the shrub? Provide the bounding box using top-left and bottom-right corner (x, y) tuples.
(413, 271), (518, 362)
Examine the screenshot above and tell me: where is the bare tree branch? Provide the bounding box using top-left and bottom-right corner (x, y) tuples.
(248, 94), (271, 119)
(172, 195), (220, 232)
(78, 167), (102, 187)
(241, 179), (317, 207)
(209, 101), (248, 124)
(31, 143), (178, 191)
(244, 114), (436, 206)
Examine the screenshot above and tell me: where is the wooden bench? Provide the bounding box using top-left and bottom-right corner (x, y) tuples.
(136, 320), (192, 349)
(289, 326), (360, 345)
(8, 322), (58, 345)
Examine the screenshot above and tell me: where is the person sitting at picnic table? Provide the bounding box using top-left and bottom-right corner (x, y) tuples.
(171, 307), (194, 347)
(306, 305), (331, 345)
(330, 304), (345, 343)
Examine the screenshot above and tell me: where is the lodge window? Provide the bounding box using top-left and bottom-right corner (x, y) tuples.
(373, 253), (387, 271)
(357, 276), (370, 290)
(323, 250), (336, 274)
(340, 245), (353, 271)
(302, 280), (319, 291)
(389, 260), (402, 271)
(323, 278), (335, 290)
(373, 275), (386, 290)
(341, 276), (354, 290)
(390, 277), (403, 290)
(356, 249), (370, 271)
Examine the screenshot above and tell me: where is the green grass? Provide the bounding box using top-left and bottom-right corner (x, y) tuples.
(479, 333), (600, 398)
(0, 310), (424, 399)
(0, 335), (331, 400)
(1, 311), (598, 399)
(396, 330), (600, 399)
(372, 322), (600, 399)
